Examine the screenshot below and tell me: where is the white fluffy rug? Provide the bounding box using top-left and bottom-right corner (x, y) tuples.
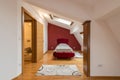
(36, 64), (81, 76)
(74, 52), (83, 58)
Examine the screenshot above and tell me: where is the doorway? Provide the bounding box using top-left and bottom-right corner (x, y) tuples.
(24, 21), (32, 63)
(21, 8), (90, 77)
(22, 8), (37, 73)
(83, 20), (91, 77)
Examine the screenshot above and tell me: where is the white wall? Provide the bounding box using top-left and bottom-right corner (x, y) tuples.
(69, 23), (83, 50)
(22, 2), (48, 53)
(91, 20), (120, 76)
(17, 0), (22, 76)
(43, 20), (48, 53)
(93, 0), (120, 19)
(91, 1), (120, 76)
(105, 11), (120, 44)
(73, 32), (83, 51)
(0, 0), (18, 79)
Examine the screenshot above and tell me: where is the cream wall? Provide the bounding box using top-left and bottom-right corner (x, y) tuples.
(43, 19), (48, 53)
(91, 20), (120, 76)
(93, 0), (120, 19)
(17, 0), (22, 77)
(73, 33), (83, 51)
(70, 23), (83, 50)
(0, 0), (18, 79)
(105, 11), (120, 44)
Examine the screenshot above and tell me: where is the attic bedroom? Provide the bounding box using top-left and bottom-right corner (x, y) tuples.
(1, 0), (120, 80)
(20, 1), (86, 79)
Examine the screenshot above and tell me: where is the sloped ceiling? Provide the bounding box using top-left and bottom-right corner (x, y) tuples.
(104, 7), (120, 44)
(24, 0), (120, 21)
(23, 0), (92, 22)
(24, 0), (120, 44)
(93, 0), (120, 19)
(95, 0), (120, 44)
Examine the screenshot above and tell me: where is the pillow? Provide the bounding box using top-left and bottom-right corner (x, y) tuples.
(57, 38), (69, 44)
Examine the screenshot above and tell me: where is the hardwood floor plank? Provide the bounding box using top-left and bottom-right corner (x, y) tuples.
(13, 50), (120, 80)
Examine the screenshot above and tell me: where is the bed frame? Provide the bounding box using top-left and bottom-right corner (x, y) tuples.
(53, 38), (75, 59)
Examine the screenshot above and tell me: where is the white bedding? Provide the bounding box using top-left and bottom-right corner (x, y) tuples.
(54, 43), (73, 52)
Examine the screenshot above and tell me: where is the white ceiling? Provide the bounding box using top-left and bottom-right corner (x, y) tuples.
(23, 0), (120, 43)
(24, 0), (120, 20)
(23, 0), (93, 22)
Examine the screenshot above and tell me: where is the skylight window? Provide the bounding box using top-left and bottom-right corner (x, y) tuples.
(50, 15), (73, 26)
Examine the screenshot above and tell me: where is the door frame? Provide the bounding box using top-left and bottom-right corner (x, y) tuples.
(21, 8), (91, 76)
(82, 20), (91, 77)
(21, 7), (37, 73)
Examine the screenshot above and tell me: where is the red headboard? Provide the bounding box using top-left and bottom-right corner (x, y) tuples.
(57, 38), (69, 44)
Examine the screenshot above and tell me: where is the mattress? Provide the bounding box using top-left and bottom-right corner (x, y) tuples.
(53, 43), (74, 58)
(54, 43), (73, 52)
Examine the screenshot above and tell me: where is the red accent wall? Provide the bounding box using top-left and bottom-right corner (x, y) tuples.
(48, 23), (81, 50)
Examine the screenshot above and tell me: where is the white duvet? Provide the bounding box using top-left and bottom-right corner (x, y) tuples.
(54, 43), (73, 52)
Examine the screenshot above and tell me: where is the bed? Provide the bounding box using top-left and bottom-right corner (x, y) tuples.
(53, 39), (75, 59)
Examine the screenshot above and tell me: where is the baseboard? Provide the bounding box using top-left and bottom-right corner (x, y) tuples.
(12, 73), (22, 80)
(44, 50), (53, 55)
(91, 76), (120, 78)
(44, 51), (48, 55)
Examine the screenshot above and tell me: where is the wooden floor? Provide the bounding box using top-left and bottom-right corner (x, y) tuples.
(14, 51), (120, 80)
